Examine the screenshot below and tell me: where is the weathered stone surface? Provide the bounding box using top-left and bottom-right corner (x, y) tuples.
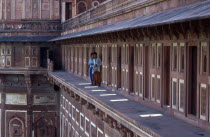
(5, 93), (27, 105)
(33, 94), (56, 105)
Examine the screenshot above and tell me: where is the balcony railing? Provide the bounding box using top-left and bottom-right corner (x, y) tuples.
(62, 0), (158, 32)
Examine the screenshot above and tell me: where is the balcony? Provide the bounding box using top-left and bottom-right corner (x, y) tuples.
(48, 71), (210, 137)
(62, 0), (164, 32)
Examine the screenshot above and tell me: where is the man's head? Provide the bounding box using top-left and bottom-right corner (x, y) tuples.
(90, 52), (94, 58)
(93, 52), (97, 58)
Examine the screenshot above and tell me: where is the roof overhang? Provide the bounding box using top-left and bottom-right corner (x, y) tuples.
(50, 0), (210, 42)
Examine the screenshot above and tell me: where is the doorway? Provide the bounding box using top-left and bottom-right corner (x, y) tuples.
(163, 46), (170, 106)
(35, 118), (55, 137)
(40, 47), (49, 68)
(144, 46), (149, 99)
(188, 46), (197, 115)
(65, 2), (72, 20)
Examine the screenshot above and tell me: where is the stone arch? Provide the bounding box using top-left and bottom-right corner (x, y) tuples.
(35, 117), (55, 137)
(77, 1), (87, 14)
(9, 117), (25, 137)
(92, 1), (100, 7)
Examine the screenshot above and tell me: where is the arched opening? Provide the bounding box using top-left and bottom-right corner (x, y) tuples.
(9, 117), (25, 137)
(77, 1), (87, 14)
(92, 1), (99, 7)
(35, 117), (55, 137)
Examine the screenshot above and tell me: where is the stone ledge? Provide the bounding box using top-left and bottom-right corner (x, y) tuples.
(48, 71), (210, 137)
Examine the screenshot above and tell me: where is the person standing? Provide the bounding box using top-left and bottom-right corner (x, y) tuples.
(88, 53), (95, 85)
(92, 52), (102, 86)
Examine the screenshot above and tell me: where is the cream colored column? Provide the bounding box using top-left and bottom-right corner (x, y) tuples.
(0, 0), (2, 19)
(61, 2), (65, 22)
(40, 0), (42, 19)
(22, 0), (26, 19)
(11, 0), (15, 19)
(50, 0), (52, 19)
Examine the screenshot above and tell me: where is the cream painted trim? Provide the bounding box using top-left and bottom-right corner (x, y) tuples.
(173, 43), (178, 47)
(172, 78), (177, 109)
(200, 42), (208, 74)
(200, 84), (207, 120)
(90, 122), (96, 137)
(157, 43), (161, 68)
(32, 57), (38, 67)
(97, 128), (103, 137)
(76, 109), (79, 125)
(68, 102), (71, 117)
(156, 75), (161, 104)
(92, 1), (99, 7)
(91, 122), (96, 127)
(6, 110), (27, 112)
(80, 113), (84, 131)
(72, 105), (75, 121)
(151, 74), (155, 101)
(72, 126), (75, 137)
(76, 131), (79, 137)
(179, 79), (184, 112)
(33, 111), (56, 112)
(68, 122), (71, 137)
(85, 117), (90, 136)
(179, 43), (185, 72)
(139, 72), (143, 97)
(6, 56), (11, 67)
(180, 43), (185, 47)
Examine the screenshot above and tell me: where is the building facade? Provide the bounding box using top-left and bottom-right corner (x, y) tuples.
(0, 0), (210, 137)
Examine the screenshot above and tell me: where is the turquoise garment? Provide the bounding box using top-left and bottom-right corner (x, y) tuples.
(88, 58), (94, 85)
(88, 58), (94, 68)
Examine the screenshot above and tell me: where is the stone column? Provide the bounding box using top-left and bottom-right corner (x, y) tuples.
(1, 92), (5, 137)
(25, 74), (33, 137)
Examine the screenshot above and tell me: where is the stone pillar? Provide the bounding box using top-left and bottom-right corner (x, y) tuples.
(1, 92), (5, 137)
(25, 74), (32, 137)
(72, 0), (76, 17)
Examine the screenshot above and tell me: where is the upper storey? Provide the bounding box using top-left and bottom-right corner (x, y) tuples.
(61, 0), (205, 35)
(61, 0), (107, 22)
(0, 0), (61, 36)
(0, 0), (60, 20)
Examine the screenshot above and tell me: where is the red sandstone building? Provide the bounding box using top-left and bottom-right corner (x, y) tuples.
(0, 0), (210, 137)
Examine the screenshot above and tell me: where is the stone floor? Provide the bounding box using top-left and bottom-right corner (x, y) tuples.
(50, 71), (210, 137)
